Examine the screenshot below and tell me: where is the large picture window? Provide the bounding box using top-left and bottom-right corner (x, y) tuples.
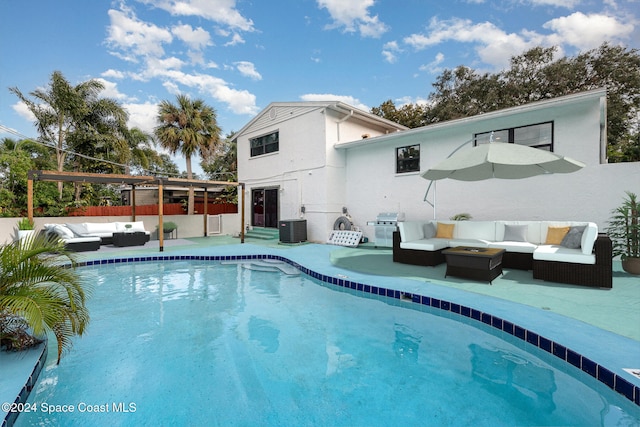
(474, 122), (553, 151)
(396, 145), (420, 173)
(250, 131), (279, 157)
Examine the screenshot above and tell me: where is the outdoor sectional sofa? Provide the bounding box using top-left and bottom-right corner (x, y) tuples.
(43, 221), (150, 251)
(393, 220), (612, 288)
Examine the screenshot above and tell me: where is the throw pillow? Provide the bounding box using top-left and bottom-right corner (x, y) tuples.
(560, 225), (586, 249)
(423, 222), (436, 239)
(503, 224), (528, 242)
(435, 222), (455, 239)
(545, 226), (570, 245)
(54, 224), (74, 239)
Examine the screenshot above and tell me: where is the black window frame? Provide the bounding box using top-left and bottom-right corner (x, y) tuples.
(474, 122), (554, 151)
(250, 131), (279, 157)
(396, 144), (420, 174)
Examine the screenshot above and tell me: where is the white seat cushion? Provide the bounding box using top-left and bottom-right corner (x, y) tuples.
(533, 245), (596, 264)
(400, 238), (449, 251)
(448, 239), (491, 248)
(489, 241), (538, 253)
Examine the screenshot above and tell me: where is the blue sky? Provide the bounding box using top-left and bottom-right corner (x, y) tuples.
(1, 0), (637, 174)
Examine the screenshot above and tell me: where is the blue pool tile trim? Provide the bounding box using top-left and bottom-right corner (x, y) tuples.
(70, 254), (639, 407)
(2, 342), (48, 427)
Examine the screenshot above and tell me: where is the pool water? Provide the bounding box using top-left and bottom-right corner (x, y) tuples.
(16, 260), (640, 426)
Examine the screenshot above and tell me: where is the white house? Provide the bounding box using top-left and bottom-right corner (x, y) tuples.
(235, 89), (640, 244)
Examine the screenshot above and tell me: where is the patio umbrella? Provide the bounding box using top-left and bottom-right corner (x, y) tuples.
(422, 142), (585, 181)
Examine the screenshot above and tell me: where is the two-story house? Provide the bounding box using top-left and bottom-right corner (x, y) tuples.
(234, 89), (640, 244)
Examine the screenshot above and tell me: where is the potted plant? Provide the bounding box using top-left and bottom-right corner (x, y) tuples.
(16, 217), (35, 241)
(607, 191), (640, 275)
(159, 221), (177, 239)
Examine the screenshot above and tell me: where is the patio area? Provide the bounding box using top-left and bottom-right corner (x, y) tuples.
(2, 233), (639, 424)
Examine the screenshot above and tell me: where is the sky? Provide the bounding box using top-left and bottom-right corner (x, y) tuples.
(1, 0), (638, 175)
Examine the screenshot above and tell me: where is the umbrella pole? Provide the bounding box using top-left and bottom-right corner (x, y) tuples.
(424, 180), (437, 219)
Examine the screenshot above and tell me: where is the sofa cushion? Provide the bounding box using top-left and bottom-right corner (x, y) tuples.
(560, 225), (586, 249)
(48, 224), (75, 239)
(423, 222), (436, 238)
(83, 222), (119, 235)
(503, 224), (528, 242)
(581, 223), (598, 255)
(489, 241), (538, 254)
(454, 221), (496, 241)
(436, 222), (455, 239)
(545, 226), (570, 245)
(65, 223), (91, 237)
(448, 239), (491, 248)
(398, 221), (424, 242)
(400, 238), (449, 251)
(496, 221), (542, 244)
(534, 245), (596, 265)
(115, 221), (148, 233)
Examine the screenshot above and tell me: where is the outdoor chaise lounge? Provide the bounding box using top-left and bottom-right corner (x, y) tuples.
(393, 220), (612, 288)
(42, 221), (151, 251)
(42, 224), (102, 252)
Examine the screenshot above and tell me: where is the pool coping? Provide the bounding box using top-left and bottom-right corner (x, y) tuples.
(3, 251), (639, 426)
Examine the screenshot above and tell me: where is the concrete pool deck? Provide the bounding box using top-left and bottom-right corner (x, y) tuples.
(2, 235), (640, 424)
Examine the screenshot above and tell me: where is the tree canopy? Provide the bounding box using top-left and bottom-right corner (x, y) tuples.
(372, 43), (640, 162)
(155, 94), (222, 214)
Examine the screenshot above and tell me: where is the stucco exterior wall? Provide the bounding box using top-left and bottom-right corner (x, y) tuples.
(342, 95), (639, 241)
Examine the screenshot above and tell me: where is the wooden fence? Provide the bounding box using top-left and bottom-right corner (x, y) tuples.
(67, 203), (237, 216)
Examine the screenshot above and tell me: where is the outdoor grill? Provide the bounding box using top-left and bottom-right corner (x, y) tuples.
(368, 212), (405, 247)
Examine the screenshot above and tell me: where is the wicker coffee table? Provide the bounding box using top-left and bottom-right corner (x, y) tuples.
(442, 247), (506, 284)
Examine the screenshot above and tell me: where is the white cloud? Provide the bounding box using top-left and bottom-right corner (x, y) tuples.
(101, 69), (126, 79)
(234, 61), (262, 80)
(171, 23), (212, 50)
(526, 0), (581, 7)
(94, 78), (131, 101)
(419, 52), (445, 74)
(106, 8), (173, 60)
(317, 0), (389, 38)
(12, 101), (35, 123)
(404, 17), (533, 70)
(137, 0), (255, 32)
(543, 12), (634, 50)
(224, 33), (245, 46)
(300, 93), (369, 111)
(123, 101), (159, 133)
(382, 40), (401, 63)
(401, 10), (635, 72)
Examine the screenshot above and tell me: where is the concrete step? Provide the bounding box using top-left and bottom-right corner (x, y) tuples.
(245, 227), (279, 240)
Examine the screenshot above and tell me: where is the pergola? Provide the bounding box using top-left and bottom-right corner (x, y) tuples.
(27, 170), (246, 251)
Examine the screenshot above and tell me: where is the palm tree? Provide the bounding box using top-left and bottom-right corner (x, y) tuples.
(10, 71), (128, 199)
(0, 234), (90, 364)
(155, 94), (221, 214)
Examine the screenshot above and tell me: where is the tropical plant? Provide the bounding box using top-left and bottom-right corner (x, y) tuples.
(373, 43), (640, 162)
(0, 234), (91, 363)
(155, 94), (221, 214)
(162, 221), (178, 233)
(607, 191), (640, 261)
(450, 213), (472, 221)
(9, 71), (129, 199)
(17, 217), (34, 230)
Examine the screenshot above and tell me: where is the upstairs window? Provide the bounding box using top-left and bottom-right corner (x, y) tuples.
(396, 145), (420, 173)
(251, 131), (279, 157)
(474, 122), (553, 151)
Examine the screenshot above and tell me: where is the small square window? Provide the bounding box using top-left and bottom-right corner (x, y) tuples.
(396, 145), (420, 173)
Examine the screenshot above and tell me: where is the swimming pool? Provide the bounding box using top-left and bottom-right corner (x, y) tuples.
(14, 258), (640, 426)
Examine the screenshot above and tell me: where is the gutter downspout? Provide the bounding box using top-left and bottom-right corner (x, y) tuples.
(333, 106), (353, 141)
